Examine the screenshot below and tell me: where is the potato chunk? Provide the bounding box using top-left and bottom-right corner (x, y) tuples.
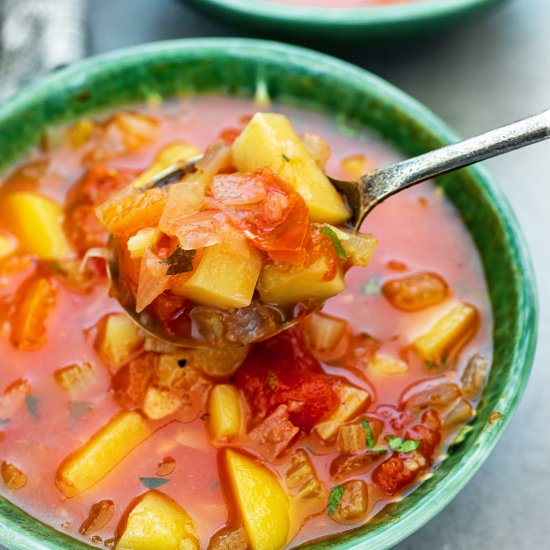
(258, 256), (345, 306)
(95, 314), (143, 369)
(115, 491), (199, 550)
(56, 411), (150, 497)
(232, 113), (349, 224)
(315, 383), (370, 442)
(208, 385), (243, 442)
(173, 235), (262, 309)
(413, 303), (478, 365)
(0, 191), (72, 259)
(224, 449), (289, 550)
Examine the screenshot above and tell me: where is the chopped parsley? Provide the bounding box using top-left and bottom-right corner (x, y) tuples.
(321, 226), (348, 260)
(161, 247), (196, 275)
(361, 274), (382, 295)
(361, 419), (375, 449)
(327, 485), (346, 516)
(282, 153), (290, 162)
(25, 395), (39, 419)
(385, 435), (422, 453)
(139, 477), (170, 490)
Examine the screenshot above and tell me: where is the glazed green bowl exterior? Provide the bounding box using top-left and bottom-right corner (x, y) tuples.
(180, 0), (506, 40)
(0, 39), (536, 550)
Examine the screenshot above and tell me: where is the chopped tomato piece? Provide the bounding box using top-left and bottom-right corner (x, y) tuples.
(225, 170), (311, 264)
(64, 165), (138, 256)
(219, 127), (242, 145)
(10, 277), (57, 350)
(111, 352), (155, 409)
(372, 455), (420, 496)
(236, 329), (337, 431)
(99, 188), (167, 239)
(405, 409), (441, 460)
(249, 404), (299, 458)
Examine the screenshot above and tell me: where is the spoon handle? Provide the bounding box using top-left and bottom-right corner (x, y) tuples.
(359, 109), (550, 224)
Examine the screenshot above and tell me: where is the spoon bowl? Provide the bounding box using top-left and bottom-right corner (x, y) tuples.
(105, 109), (548, 347)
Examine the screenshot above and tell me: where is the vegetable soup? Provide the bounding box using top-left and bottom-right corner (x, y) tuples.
(0, 95), (492, 549)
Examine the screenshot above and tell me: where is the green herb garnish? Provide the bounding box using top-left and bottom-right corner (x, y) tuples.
(139, 477), (170, 490)
(385, 435), (422, 453)
(321, 227), (348, 260)
(361, 274), (382, 295)
(327, 485), (346, 516)
(25, 395), (39, 419)
(361, 419), (375, 449)
(267, 371), (278, 390)
(282, 153), (290, 162)
(161, 247), (196, 275)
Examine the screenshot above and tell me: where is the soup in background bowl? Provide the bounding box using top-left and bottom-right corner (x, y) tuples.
(0, 39), (536, 550)
(179, 0), (507, 41)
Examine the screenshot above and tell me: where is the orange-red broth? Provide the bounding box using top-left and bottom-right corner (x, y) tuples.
(0, 96), (492, 548)
(270, 0), (415, 8)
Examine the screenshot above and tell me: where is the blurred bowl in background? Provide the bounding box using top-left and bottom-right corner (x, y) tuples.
(178, 0), (507, 42)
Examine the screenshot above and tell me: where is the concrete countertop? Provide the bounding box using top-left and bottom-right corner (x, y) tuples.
(87, 0), (549, 547)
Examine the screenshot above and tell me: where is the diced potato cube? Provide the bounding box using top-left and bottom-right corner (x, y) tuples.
(0, 230), (16, 260)
(115, 490), (198, 550)
(95, 314), (143, 368)
(340, 232), (378, 268)
(68, 118), (96, 149)
(369, 354), (410, 376)
(258, 256), (346, 306)
(173, 235), (262, 309)
(232, 113), (349, 224)
(208, 385), (243, 442)
(413, 303), (478, 364)
(54, 362), (96, 394)
(0, 191), (72, 259)
(133, 141), (201, 190)
(127, 227), (161, 259)
(56, 411), (150, 497)
(315, 384), (370, 442)
(11, 277), (57, 351)
(224, 449), (289, 550)
(142, 385), (182, 420)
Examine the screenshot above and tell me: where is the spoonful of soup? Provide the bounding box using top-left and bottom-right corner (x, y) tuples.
(98, 109), (549, 347)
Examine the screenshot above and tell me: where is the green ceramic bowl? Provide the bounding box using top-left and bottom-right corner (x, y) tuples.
(180, 0), (506, 41)
(0, 39), (536, 550)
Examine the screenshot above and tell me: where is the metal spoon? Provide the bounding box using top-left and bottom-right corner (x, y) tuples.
(109, 109), (549, 347)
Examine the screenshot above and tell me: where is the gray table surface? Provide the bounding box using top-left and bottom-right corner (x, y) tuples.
(16, 0), (550, 549)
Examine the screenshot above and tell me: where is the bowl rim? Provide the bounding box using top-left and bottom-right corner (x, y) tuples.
(181, 0), (506, 29)
(0, 38), (537, 550)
